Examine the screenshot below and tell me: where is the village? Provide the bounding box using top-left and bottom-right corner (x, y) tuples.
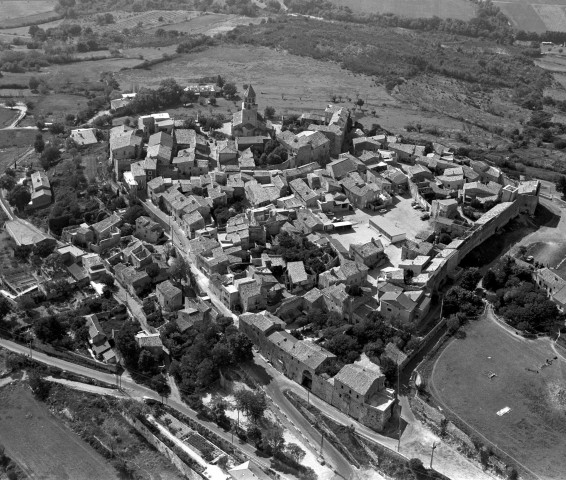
(0, 79), (551, 480)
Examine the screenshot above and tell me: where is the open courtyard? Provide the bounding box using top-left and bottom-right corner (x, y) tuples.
(429, 307), (566, 480)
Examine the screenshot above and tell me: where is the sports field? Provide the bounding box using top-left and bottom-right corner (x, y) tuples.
(0, 383), (119, 479)
(328, 0), (475, 19)
(430, 308), (566, 480)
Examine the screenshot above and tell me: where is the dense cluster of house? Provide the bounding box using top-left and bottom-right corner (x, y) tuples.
(2, 83), (546, 434)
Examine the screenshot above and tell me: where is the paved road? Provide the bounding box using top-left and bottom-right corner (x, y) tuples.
(0, 338), (274, 472)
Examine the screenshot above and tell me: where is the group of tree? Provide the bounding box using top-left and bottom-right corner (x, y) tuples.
(256, 139), (288, 166)
(150, 315), (255, 398)
(483, 257), (564, 333)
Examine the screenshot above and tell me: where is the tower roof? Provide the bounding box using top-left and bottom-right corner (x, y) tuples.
(244, 84), (256, 99)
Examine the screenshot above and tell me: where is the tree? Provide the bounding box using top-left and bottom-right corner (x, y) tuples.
(0, 174), (15, 191)
(34, 316), (66, 343)
(285, 443), (306, 462)
(4, 99), (16, 109)
(7, 184), (31, 211)
(40, 146), (61, 169)
(408, 458), (425, 473)
(33, 242), (55, 258)
(169, 256), (189, 283)
(138, 349), (159, 375)
(262, 424), (285, 454)
(228, 333), (253, 363)
(28, 370), (51, 401)
(447, 315), (461, 334)
(356, 98), (365, 108)
(29, 76), (40, 91)
(223, 82), (237, 98)
(34, 133), (45, 153)
(460, 267), (482, 291)
(482, 269), (498, 291)
(99, 272), (115, 288)
(150, 374), (171, 398)
(208, 97), (217, 106)
(264, 106), (276, 119)
(556, 176), (566, 197)
(234, 389), (267, 424)
(145, 262), (160, 278)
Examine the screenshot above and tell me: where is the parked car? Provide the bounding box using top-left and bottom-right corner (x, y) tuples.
(379, 208), (387, 213)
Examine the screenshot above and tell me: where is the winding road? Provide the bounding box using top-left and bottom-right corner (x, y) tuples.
(0, 337), (277, 473)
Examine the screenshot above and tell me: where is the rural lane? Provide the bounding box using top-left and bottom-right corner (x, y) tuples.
(0, 103), (28, 129)
(0, 338), (275, 473)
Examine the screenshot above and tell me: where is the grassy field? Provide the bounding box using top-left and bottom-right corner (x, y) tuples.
(0, 0), (56, 24)
(115, 44), (396, 116)
(430, 310), (566, 480)
(0, 107), (17, 128)
(0, 383), (119, 479)
(328, 0), (475, 19)
(493, 0), (566, 32)
(24, 93), (90, 124)
(0, 129), (38, 148)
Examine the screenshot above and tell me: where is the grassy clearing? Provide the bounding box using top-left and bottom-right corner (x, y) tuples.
(328, 0), (475, 20)
(430, 312), (566, 480)
(0, 383), (119, 480)
(25, 93), (90, 124)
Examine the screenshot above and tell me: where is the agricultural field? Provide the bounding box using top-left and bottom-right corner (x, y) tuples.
(23, 93), (90, 125)
(430, 310), (566, 480)
(146, 13), (266, 36)
(328, 0), (475, 20)
(493, 0), (566, 33)
(0, 383), (120, 480)
(0, 0), (57, 28)
(0, 107), (17, 128)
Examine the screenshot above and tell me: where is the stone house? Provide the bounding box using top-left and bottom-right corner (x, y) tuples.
(135, 216), (164, 244)
(156, 280), (183, 311)
(349, 239), (385, 268)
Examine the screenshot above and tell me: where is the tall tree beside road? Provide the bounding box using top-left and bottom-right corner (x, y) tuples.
(34, 133), (45, 153)
(169, 255), (189, 283)
(234, 389), (267, 424)
(7, 185), (31, 211)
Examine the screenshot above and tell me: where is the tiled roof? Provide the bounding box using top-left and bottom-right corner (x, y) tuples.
(333, 363), (383, 396)
(287, 261), (308, 284)
(290, 340), (335, 370)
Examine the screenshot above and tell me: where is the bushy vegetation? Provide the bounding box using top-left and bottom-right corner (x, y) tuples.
(225, 16), (550, 108)
(285, 0), (514, 43)
(155, 316), (254, 397)
(483, 257), (564, 334)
